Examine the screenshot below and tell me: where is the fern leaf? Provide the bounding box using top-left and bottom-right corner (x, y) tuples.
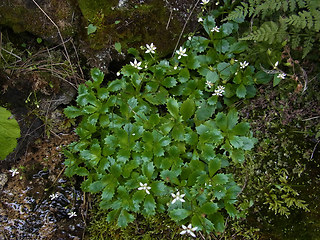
(224, 2), (249, 21)
(302, 35), (315, 58)
(240, 21), (283, 44)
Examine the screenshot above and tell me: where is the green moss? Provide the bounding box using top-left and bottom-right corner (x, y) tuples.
(85, 208), (185, 240)
(77, 0), (182, 56)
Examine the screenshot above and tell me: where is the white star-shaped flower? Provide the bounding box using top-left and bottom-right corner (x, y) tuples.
(68, 211), (77, 218)
(9, 168), (19, 177)
(176, 47), (187, 59)
(180, 224), (198, 238)
(130, 59), (142, 70)
(201, 0), (210, 5)
(277, 73), (286, 79)
(145, 43), (157, 54)
(206, 80), (213, 88)
(211, 26), (220, 32)
(240, 61), (249, 69)
(171, 191), (185, 204)
(49, 192), (59, 200)
(138, 182), (151, 194)
(212, 85), (225, 96)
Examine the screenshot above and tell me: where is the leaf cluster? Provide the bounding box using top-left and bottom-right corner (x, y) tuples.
(61, 15), (277, 236)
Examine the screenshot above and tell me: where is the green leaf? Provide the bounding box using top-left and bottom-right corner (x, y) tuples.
(0, 107), (20, 160)
(64, 106), (83, 118)
(150, 181), (168, 196)
(201, 202), (219, 215)
(91, 68), (104, 87)
(97, 88), (109, 100)
(108, 79), (126, 92)
(215, 112), (227, 132)
(118, 209), (135, 227)
(169, 209), (191, 221)
(106, 209), (120, 223)
(143, 194), (156, 216)
(233, 122), (250, 135)
(273, 74), (281, 86)
(87, 24), (97, 35)
(89, 180), (106, 193)
(178, 68), (190, 83)
(236, 84), (247, 98)
(229, 41), (247, 53)
(115, 42), (122, 53)
(211, 212), (225, 232)
(225, 202), (239, 219)
(142, 162), (154, 179)
(74, 167), (89, 176)
(231, 149), (245, 164)
(227, 108), (238, 130)
(212, 174), (229, 185)
(206, 70), (219, 84)
(209, 158), (221, 177)
(196, 102), (216, 121)
(167, 98), (179, 119)
(162, 77), (177, 88)
(172, 124), (185, 141)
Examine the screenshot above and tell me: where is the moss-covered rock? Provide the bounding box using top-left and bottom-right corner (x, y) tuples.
(0, 0), (77, 43)
(77, 0), (200, 69)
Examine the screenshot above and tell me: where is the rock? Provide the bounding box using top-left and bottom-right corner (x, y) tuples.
(0, 0), (77, 43)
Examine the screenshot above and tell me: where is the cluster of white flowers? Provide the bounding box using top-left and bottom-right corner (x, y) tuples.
(145, 43), (156, 54)
(130, 59), (142, 70)
(180, 224), (198, 237)
(171, 191), (185, 204)
(9, 168), (19, 177)
(240, 61), (249, 69)
(212, 85), (225, 96)
(211, 26), (220, 32)
(176, 47), (188, 59)
(138, 182), (151, 194)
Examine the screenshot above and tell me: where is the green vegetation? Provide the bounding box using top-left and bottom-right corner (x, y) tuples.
(0, 107), (20, 160)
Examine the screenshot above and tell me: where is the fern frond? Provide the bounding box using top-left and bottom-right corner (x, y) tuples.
(302, 35), (315, 58)
(240, 21), (287, 44)
(224, 2), (249, 21)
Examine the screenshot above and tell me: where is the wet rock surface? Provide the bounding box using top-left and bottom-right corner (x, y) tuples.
(0, 129), (85, 239)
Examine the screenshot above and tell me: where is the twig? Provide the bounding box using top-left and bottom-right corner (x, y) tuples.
(302, 116), (320, 121)
(31, 0), (74, 75)
(172, 0), (201, 57)
(310, 140), (319, 160)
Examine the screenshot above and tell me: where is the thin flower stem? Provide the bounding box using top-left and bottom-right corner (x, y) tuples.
(172, 0), (201, 58)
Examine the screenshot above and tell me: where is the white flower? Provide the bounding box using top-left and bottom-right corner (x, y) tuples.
(49, 193), (59, 200)
(9, 168), (19, 177)
(116, 72), (121, 76)
(130, 59), (142, 70)
(274, 61), (279, 69)
(201, 0), (210, 5)
(138, 182), (151, 194)
(240, 61), (249, 69)
(180, 224), (198, 238)
(176, 47), (187, 59)
(206, 80), (213, 89)
(198, 17), (203, 22)
(145, 43), (157, 54)
(68, 211), (77, 218)
(277, 73), (286, 79)
(212, 85), (225, 96)
(171, 191), (185, 204)
(211, 26), (220, 32)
